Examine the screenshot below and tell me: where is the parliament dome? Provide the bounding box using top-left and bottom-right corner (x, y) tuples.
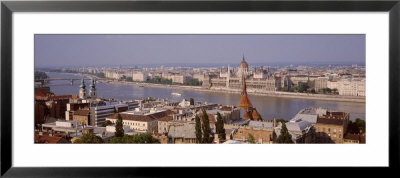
(239, 57), (248, 69)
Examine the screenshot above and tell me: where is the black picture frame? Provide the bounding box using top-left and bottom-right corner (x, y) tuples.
(1, 0), (399, 177)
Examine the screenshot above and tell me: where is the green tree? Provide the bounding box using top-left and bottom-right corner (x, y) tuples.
(276, 122), (294, 144)
(282, 87), (289, 92)
(183, 78), (202, 86)
(108, 134), (160, 143)
(115, 114), (124, 137)
(126, 77), (133, 82)
(102, 120), (113, 127)
(348, 118), (366, 134)
(347, 120), (359, 134)
(297, 82), (310, 93)
(195, 114), (202, 143)
(190, 98), (195, 106)
(146, 76), (172, 84)
(247, 133), (256, 144)
(96, 72), (105, 78)
(34, 71), (48, 80)
(355, 118), (366, 133)
(215, 112), (226, 141)
(201, 109), (212, 143)
(332, 88), (339, 95)
(74, 133), (103, 143)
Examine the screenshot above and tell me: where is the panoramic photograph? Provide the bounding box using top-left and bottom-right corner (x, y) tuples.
(34, 34), (366, 144)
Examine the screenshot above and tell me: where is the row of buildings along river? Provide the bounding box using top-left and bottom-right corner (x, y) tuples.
(34, 64), (366, 144)
(71, 56), (365, 97)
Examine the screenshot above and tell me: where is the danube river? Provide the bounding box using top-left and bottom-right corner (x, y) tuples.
(46, 72), (366, 121)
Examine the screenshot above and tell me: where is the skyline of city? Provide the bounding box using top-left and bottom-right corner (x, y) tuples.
(34, 34), (366, 145)
(35, 34), (365, 68)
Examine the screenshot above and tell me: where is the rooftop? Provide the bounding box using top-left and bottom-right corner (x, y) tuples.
(34, 135), (68, 144)
(316, 117), (345, 125)
(108, 110), (174, 122)
(168, 123), (196, 139)
(248, 120), (273, 128)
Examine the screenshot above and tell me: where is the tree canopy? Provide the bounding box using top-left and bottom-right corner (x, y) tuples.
(347, 118), (366, 134)
(146, 76), (172, 84)
(276, 122), (294, 144)
(34, 71), (48, 80)
(247, 133), (256, 144)
(108, 133), (160, 144)
(201, 109), (212, 143)
(115, 114), (124, 137)
(215, 112), (226, 141)
(74, 133), (103, 144)
(195, 114), (202, 143)
(102, 120), (113, 127)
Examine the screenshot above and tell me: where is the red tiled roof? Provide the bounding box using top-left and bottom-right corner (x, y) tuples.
(48, 95), (77, 100)
(244, 111), (251, 120)
(238, 77), (253, 109)
(34, 135), (67, 144)
(251, 109), (260, 120)
(35, 88), (50, 97)
(238, 95), (253, 109)
(220, 106), (233, 111)
(158, 116), (173, 122)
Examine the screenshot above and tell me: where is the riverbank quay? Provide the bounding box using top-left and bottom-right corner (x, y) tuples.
(100, 80), (365, 103)
(48, 72), (365, 103)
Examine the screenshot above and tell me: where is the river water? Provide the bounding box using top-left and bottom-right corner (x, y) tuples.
(45, 72), (366, 121)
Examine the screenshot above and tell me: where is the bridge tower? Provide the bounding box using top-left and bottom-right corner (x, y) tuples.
(79, 78), (86, 99)
(89, 79), (96, 97)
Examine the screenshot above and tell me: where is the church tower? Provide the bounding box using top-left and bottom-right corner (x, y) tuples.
(238, 75), (261, 120)
(89, 79), (96, 97)
(238, 54), (249, 84)
(238, 76), (253, 120)
(79, 78), (86, 99)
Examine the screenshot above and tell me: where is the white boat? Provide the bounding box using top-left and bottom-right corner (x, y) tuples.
(171, 92), (181, 96)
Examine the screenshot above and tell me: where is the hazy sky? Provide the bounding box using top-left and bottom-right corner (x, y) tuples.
(35, 34), (365, 67)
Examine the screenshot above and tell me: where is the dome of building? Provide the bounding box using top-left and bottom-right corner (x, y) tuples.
(239, 56), (248, 69)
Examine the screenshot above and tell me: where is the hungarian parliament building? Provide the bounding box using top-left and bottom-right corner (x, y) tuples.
(203, 56), (282, 92)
